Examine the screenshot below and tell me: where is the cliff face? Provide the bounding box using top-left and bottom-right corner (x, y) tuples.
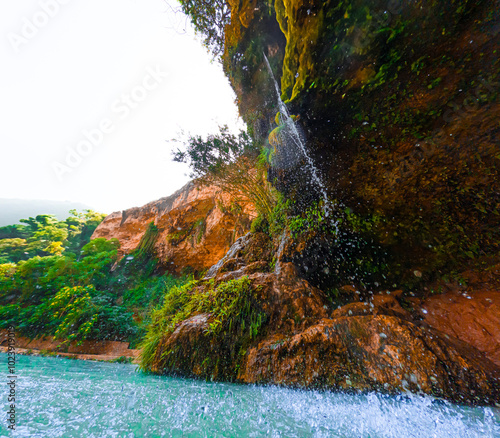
(92, 182), (256, 274)
(224, 0), (500, 280)
(146, 232), (500, 405)
(99, 1), (500, 405)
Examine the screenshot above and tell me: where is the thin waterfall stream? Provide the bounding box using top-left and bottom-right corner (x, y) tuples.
(263, 53), (332, 219)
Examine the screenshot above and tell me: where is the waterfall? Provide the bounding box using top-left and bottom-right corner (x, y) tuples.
(274, 231), (289, 276)
(204, 233), (252, 279)
(263, 54), (332, 218)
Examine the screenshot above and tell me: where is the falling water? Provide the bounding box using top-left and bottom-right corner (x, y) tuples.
(263, 53), (332, 218)
(204, 232), (252, 279)
(274, 231), (289, 276)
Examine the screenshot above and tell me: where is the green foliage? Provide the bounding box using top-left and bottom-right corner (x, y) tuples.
(139, 279), (199, 370)
(140, 276), (266, 373)
(173, 126), (277, 220)
(64, 210), (107, 256)
(15, 256), (74, 304)
(110, 356), (133, 364)
(81, 237), (120, 257)
(0, 263), (16, 281)
(288, 201), (331, 239)
(45, 285), (99, 342)
(0, 209), (195, 349)
(267, 194), (290, 237)
(2, 285), (137, 344)
(264, 196), (336, 241)
(250, 214), (269, 234)
(0, 210), (106, 263)
(172, 125), (255, 179)
(0, 238), (27, 263)
(137, 223), (159, 258)
(194, 219), (206, 244)
(178, 0), (230, 59)
(203, 276), (264, 338)
(122, 275), (189, 312)
(0, 224), (30, 240)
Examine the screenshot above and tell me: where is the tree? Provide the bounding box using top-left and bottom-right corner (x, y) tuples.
(0, 239), (27, 263)
(172, 125), (254, 178)
(65, 210), (107, 255)
(0, 210), (107, 262)
(0, 224), (29, 240)
(178, 0), (231, 58)
(172, 126), (277, 219)
(81, 238), (120, 257)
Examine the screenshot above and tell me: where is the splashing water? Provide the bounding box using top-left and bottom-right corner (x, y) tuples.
(5, 354), (499, 437)
(263, 54), (332, 218)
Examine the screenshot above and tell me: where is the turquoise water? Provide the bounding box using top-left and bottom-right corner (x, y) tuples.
(1, 353), (499, 437)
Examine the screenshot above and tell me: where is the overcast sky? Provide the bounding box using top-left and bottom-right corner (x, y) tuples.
(0, 0), (242, 213)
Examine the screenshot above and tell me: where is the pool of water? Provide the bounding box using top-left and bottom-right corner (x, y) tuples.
(1, 353), (499, 437)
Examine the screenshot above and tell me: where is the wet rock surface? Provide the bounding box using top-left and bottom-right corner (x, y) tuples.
(239, 315), (500, 406)
(149, 234), (500, 405)
(416, 264), (500, 367)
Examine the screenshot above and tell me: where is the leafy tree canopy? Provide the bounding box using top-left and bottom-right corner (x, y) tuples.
(178, 0), (231, 58)
(172, 125), (255, 179)
(82, 237), (120, 257)
(0, 210), (107, 263)
(172, 126), (276, 219)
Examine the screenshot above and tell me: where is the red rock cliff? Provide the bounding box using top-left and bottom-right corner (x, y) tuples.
(91, 182), (257, 274)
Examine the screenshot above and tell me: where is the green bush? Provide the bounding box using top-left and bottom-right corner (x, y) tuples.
(6, 285), (137, 343)
(0, 210), (200, 349)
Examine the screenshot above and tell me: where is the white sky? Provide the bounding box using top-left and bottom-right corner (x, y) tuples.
(0, 0), (242, 213)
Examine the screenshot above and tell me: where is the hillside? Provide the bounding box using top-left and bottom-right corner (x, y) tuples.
(0, 199), (94, 226)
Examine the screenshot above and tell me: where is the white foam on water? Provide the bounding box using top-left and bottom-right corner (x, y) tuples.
(4, 354), (499, 437)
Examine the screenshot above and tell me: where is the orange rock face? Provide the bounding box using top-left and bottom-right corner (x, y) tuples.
(239, 313), (500, 405)
(417, 270), (500, 367)
(91, 182), (257, 274)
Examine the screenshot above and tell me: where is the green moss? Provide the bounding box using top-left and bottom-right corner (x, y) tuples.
(165, 230), (188, 243)
(274, 0), (324, 102)
(166, 218), (207, 246)
(138, 279), (199, 371)
(194, 219), (206, 245)
(139, 276), (267, 374)
(109, 356), (133, 364)
(137, 222), (159, 258)
(250, 214), (269, 234)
